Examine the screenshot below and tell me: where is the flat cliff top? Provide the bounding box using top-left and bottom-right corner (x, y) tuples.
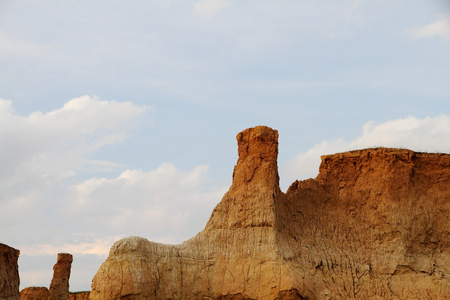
(321, 147), (450, 160)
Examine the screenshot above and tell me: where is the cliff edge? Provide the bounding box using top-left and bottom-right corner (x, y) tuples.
(90, 126), (450, 299)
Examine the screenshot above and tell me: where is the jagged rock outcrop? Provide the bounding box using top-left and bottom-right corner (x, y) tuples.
(19, 287), (49, 300)
(0, 243), (20, 300)
(90, 126), (450, 299)
(48, 253), (73, 300)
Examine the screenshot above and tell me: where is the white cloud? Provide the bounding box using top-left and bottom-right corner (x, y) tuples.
(0, 96), (148, 241)
(411, 14), (450, 40)
(0, 95), (148, 181)
(282, 115), (450, 187)
(66, 163), (227, 243)
(0, 95), (147, 177)
(193, 0), (230, 19)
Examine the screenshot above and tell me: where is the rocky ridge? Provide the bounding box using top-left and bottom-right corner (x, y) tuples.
(90, 126), (450, 299)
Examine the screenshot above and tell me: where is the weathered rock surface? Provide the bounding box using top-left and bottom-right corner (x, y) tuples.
(90, 126), (450, 299)
(0, 243), (20, 300)
(19, 287), (89, 300)
(68, 292), (90, 300)
(19, 287), (49, 300)
(48, 253), (73, 300)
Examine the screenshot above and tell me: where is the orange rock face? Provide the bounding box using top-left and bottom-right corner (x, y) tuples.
(19, 287), (49, 300)
(282, 148), (450, 298)
(90, 126), (450, 299)
(48, 253), (73, 300)
(0, 243), (20, 300)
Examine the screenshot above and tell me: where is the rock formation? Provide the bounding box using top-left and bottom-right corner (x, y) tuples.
(90, 126), (450, 299)
(20, 288), (89, 300)
(68, 292), (90, 300)
(0, 243), (20, 300)
(19, 287), (49, 300)
(48, 253), (73, 300)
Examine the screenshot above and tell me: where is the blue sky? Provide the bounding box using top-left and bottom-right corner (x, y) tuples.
(1, 0), (450, 292)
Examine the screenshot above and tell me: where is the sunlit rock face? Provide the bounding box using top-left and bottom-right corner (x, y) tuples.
(90, 126), (450, 299)
(0, 243), (20, 300)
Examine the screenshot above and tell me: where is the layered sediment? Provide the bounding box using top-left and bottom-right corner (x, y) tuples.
(90, 126), (450, 299)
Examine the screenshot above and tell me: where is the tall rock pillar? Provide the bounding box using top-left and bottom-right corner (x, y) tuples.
(48, 253), (73, 300)
(0, 243), (20, 300)
(206, 125), (281, 231)
(231, 125), (280, 194)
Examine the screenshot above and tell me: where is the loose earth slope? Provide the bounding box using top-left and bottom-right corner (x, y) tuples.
(90, 126), (450, 299)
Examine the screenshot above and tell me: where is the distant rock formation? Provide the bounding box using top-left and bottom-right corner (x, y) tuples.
(0, 243), (20, 300)
(20, 287), (89, 300)
(68, 292), (90, 300)
(90, 126), (450, 299)
(48, 253), (73, 300)
(19, 287), (49, 300)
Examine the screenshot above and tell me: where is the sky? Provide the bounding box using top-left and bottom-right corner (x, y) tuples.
(1, 0), (450, 292)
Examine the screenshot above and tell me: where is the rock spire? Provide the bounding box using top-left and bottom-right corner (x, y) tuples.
(48, 253), (73, 300)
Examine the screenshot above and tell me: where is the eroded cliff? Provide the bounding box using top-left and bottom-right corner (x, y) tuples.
(0, 243), (20, 300)
(90, 126), (450, 299)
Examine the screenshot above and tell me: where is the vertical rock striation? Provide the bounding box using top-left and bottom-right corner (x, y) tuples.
(280, 148), (450, 298)
(48, 253), (73, 300)
(90, 126), (450, 299)
(0, 243), (20, 300)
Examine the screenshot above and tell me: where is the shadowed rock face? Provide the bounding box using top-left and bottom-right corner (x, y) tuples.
(0, 244), (20, 300)
(49, 253), (73, 300)
(90, 126), (450, 299)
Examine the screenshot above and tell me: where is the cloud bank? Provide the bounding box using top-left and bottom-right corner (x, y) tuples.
(0, 96), (149, 243)
(65, 163), (227, 245)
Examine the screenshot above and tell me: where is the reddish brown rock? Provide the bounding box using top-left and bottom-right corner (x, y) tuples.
(48, 253), (73, 300)
(90, 126), (450, 299)
(19, 287), (49, 300)
(0, 243), (20, 300)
